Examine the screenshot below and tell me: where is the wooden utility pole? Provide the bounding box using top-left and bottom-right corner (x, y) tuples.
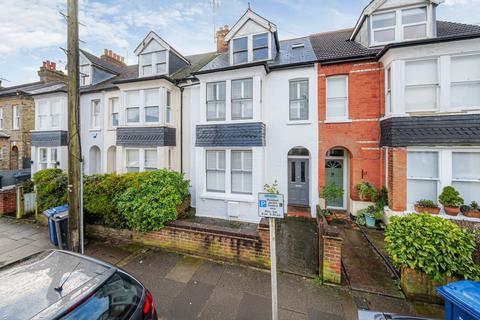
(67, 0), (82, 252)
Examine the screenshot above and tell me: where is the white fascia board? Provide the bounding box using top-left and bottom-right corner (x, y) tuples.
(224, 9), (277, 42)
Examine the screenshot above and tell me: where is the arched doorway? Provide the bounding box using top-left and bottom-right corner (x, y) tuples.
(10, 146), (19, 170)
(89, 146), (101, 174)
(287, 147), (310, 206)
(107, 146), (116, 173)
(325, 148), (348, 209)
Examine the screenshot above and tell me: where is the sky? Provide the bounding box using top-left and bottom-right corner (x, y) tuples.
(0, 0), (479, 86)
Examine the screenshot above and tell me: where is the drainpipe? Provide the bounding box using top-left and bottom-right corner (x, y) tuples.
(180, 87), (184, 173)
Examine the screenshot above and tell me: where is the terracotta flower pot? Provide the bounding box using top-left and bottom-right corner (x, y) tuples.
(464, 210), (480, 218)
(414, 205), (440, 215)
(444, 206), (460, 216)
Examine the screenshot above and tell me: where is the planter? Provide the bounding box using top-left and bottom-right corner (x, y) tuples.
(401, 268), (460, 304)
(444, 206), (460, 216)
(365, 215), (376, 228)
(464, 210), (480, 218)
(414, 205), (440, 215)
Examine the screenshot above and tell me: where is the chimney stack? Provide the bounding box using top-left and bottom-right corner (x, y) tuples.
(37, 60), (67, 83)
(216, 25), (229, 53)
(101, 49), (127, 68)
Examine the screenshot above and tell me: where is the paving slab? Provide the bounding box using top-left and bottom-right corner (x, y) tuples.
(197, 286), (243, 320)
(165, 256), (203, 284)
(169, 280), (214, 319)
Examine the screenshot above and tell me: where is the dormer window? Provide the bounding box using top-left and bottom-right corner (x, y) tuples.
(141, 53), (152, 76)
(253, 33), (268, 61)
(371, 6), (428, 45)
(140, 50), (167, 76)
(233, 37), (248, 64)
(155, 51), (167, 74)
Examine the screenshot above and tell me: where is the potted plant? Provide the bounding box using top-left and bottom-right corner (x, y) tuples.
(438, 186), (464, 216)
(414, 199), (440, 215)
(357, 205), (383, 228)
(320, 183), (344, 218)
(461, 201), (480, 218)
(355, 182), (378, 201)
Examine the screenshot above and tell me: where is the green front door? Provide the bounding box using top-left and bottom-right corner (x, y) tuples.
(325, 159), (344, 208)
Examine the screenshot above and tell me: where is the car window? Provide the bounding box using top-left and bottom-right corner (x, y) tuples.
(62, 272), (142, 320)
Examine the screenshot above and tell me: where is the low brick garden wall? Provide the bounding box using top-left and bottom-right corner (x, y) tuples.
(317, 208), (343, 284)
(87, 218), (271, 269)
(0, 188), (16, 215)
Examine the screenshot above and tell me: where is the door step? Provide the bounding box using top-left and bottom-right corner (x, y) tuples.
(287, 205), (311, 218)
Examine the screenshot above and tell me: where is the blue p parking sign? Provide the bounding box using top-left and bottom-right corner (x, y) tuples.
(259, 200), (267, 208)
(258, 193), (284, 218)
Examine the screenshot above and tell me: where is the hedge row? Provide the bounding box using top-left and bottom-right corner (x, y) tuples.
(33, 168), (190, 232)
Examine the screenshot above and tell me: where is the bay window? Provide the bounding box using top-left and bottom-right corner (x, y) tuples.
(405, 59), (438, 112)
(450, 54), (480, 109)
(50, 101), (60, 128)
(38, 147), (58, 170)
(386, 67), (392, 114)
(38, 100), (61, 129)
(144, 149), (158, 171)
(289, 79), (309, 121)
(206, 82), (226, 121)
(126, 148), (159, 172)
(110, 97), (119, 127)
(144, 89), (160, 123)
(407, 151), (439, 205)
(166, 91), (172, 124)
(125, 91), (140, 123)
(253, 33), (268, 61)
(231, 78), (253, 120)
(326, 76), (348, 121)
(91, 100), (100, 129)
(452, 152), (480, 204)
(233, 37), (248, 64)
(206, 150), (226, 192)
(231, 150), (252, 194)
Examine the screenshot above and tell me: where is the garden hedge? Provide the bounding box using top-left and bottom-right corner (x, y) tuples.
(33, 168), (190, 231)
(385, 213), (480, 281)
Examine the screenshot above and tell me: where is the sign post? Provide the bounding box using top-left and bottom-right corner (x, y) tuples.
(258, 193), (284, 320)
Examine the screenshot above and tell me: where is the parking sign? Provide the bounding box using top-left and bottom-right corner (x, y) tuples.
(258, 193), (284, 218)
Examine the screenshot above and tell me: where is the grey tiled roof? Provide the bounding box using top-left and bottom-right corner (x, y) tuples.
(0, 81), (66, 97)
(436, 20), (480, 37)
(80, 49), (125, 74)
(196, 122), (266, 147)
(198, 36), (317, 74)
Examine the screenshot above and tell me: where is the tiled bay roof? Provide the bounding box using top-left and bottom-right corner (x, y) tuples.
(0, 81), (66, 97)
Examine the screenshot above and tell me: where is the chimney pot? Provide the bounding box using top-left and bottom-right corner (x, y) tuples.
(108, 50), (113, 57)
(51, 62), (56, 70)
(104, 49), (108, 55)
(43, 61), (47, 68)
(216, 25), (229, 53)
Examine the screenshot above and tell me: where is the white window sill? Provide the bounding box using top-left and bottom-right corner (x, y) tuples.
(89, 128), (101, 132)
(200, 192), (255, 203)
(286, 120), (311, 126)
(323, 119), (352, 124)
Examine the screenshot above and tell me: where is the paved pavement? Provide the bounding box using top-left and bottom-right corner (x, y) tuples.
(0, 217), (444, 319)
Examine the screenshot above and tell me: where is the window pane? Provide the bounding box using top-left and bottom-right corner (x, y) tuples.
(206, 151), (217, 169)
(407, 151), (438, 178)
(405, 86), (437, 111)
(451, 82), (480, 108)
(51, 149), (58, 162)
(155, 51), (166, 63)
(217, 151), (225, 169)
(452, 152), (480, 180)
(233, 37), (248, 51)
(207, 171), (225, 191)
(327, 77), (346, 98)
(253, 48), (268, 61)
(231, 151), (242, 170)
(112, 114), (118, 127)
(145, 106), (159, 122)
(232, 79), (253, 99)
(403, 24), (426, 40)
(156, 63), (166, 74)
(166, 91), (171, 106)
(402, 7), (427, 24)
(40, 149), (47, 162)
(145, 150), (157, 168)
(234, 51), (248, 64)
(126, 150), (139, 166)
(142, 65), (152, 76)
(253, 33), (268, 48)
(300, 161), (306, 182)
(405, 60), (438, 85)
(126, 108), (139, 122)
(110, 98), (119, 113)
(407, 179), (438, 204)
(231, 80), (242, 99)
(291, 162), (296, 182)
(125, 91), (139, 107)
(374, 29), (396, 43)
(451, 55), (480, 82)
(144, 89), (159, 106)
(372, 12), (396, 29)
(206, 83), (215, 101)
(142, 53), (152, 64)
(232, 100), (253, 119)
(326, 99), (347, 118)
(452, 181), (480, 204)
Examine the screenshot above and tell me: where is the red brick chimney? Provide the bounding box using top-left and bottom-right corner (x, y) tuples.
(101, 49), (126, 68)
(37, 60), (67, 83)
(216, 25), (229, 53)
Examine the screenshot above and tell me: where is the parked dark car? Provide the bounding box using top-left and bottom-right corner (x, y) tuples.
(358, 310), (434, 320)
(0, 250), (157, 320)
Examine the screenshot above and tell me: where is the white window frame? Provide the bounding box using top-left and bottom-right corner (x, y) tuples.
(37, 100), (61, 130)
(406, 150), (440, 207)
(252, 32), (269, 62)
(231, 150), (253, 195)
(206, 150), (226, 193)
(143, 148), (158, 171)
(38, 147), (58, 170)
(0, 108), (3, 129)
(206, 81), (226, 121)
(386, 66), (392, 114)
(401, 7), (428, 41)
(165, 90), (173, 124)
(450, 53), (480, 110)
(140, 50), (168, 77)
(326, 75), (349, 121)
(404, 58), (439, 112)
(109, 97), (119, 128)
(289, 79), (309, 121)
(231, 78), (253, 120)
(370, 5), (429, 46)
(125, 148), (159, 172)
(125, 90), (141, 124)
(80, 64), (91, 86)
(144, 89), (161, 124)
(125, 148), (140, 172)
(12, 105), (19, 130)
(0, 147), (3, 160)
(90, 99), (101, 129)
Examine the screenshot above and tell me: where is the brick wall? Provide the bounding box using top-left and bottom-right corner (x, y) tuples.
(317, 210), (343, 284)
(318, 61), (385, 202)
(87, 220), (271, 269)
(0, 188), (16, 215)
(387, 147), (407, 211)
(0, 95), (35, 170)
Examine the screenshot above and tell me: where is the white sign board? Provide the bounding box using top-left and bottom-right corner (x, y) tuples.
(258, 193), (284, 218)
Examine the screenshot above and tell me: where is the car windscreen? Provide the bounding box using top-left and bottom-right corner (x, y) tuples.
(61, 271), (143, 320)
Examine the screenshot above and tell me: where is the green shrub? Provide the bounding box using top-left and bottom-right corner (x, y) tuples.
(356, 205), (383, 226)
(355, 182), (378, 201)
(415, 199), (438, 208)
(117, 169), (190, 232)
(321, 183), (344, 205)
(33, 169), (67, 213)
(439, 186), (464, 207)
(385, 213), (480, 281)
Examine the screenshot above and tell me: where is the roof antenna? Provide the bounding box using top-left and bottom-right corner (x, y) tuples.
(248, 2), (251, 9)
(54, 262), (81, 293)
(210, 0), (220, 45)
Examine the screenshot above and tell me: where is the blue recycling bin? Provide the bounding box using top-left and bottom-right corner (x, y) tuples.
(43, 205), (69, 246)
(437, 281), (480, 320)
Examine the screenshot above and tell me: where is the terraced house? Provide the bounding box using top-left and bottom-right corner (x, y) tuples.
(2, 0), (480, 224)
